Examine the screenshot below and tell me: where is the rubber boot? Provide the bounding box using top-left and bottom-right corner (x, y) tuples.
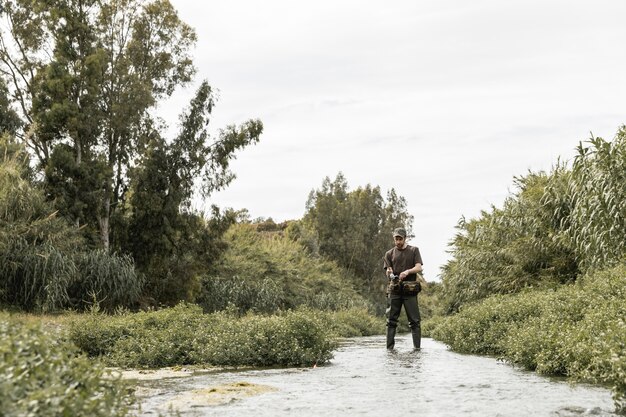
(386, 326), (396, 350)
(411, 326), (421, 349)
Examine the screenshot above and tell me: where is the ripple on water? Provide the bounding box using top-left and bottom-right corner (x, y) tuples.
(135, 336), (620, 417)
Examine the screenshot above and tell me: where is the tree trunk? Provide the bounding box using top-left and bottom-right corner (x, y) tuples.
(99, 194), (110, 252)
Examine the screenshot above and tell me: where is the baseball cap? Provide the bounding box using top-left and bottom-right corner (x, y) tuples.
(393, 228), (407, 238)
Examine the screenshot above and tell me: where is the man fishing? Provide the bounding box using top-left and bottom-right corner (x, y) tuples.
(383, 227), (423, 350)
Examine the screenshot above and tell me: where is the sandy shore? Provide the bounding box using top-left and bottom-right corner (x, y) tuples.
(107, 366), (279, 413)
(107, 366), (219, 381)
(164, 381), (278, 410)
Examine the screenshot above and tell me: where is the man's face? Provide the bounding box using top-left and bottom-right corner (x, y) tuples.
(394, 235), (405, 249)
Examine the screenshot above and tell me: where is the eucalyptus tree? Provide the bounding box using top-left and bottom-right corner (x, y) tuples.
(0, 0), (196, 250)
(122, 82), (262, 304)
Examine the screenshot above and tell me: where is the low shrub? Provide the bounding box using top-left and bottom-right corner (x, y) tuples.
(503, 286), (586, 374)
(311, 307), (385, 338)
(69, 303), (337, 368)
(193, 310), (336, 366)
(0, 315), (134, 416)
(429, 292), (540, 355)
(570, 267), (626, 411)
(427, 264), (626, 413)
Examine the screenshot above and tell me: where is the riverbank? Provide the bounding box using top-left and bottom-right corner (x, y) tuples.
(0, 317), (135, 416)
(4, 304), (621, 416)
(68, 304), (383, 368)
(0, 304), (384, 415)
(424, 264), (626, 414)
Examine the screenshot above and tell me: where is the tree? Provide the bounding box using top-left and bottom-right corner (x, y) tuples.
(0, 0), (196, 250)
(299, 173), (414, 303)
(121, 82), (262, 305)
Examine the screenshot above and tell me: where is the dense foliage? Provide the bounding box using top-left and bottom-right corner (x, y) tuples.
(440, 127), (626, 312)
(69, 303), (381, 368)
(440, 172), (577, 312)
(557, 131), (626, 271)
(0, 138), (143, 311)
(292, 173), (415, 309)
(426, 264), (626, 412)
(199, 222), (371, 314)
(0, 315), (134, 416)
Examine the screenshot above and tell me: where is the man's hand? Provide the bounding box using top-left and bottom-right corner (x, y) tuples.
(386, 267), (394, 278)
(399, 263), (422, 280)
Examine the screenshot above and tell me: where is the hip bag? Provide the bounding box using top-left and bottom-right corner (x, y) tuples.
(402, 280), (421, 296)
(387, 280), (421, 296)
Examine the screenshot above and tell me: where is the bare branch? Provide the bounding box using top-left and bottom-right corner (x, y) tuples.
(6, 13), (35, 90)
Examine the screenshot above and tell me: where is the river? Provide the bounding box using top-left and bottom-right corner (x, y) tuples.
(134, 335), (619, 416)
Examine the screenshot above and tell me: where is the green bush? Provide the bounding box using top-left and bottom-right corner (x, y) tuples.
(428, 264), (626, 413)
(199, 275), (284, 313)
(309, 307), (385, 338)
(69, 303), (337, 368)
(0, 143), (143, 312)
(440, 171), (578, 313)
(440, 128), (626, 313)
(0, 315), (134, 416)
(70, 303), (210, 367)
(570, 267), (626, 410)
(194, 310), (335, 366)
(429, 292), (540, 355)
(72, 250), (143, 310)
(199, 223), (372, 314)
(503, 286), (586, 374)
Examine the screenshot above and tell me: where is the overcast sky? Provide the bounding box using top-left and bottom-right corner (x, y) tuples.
(162, 0), (626, 280)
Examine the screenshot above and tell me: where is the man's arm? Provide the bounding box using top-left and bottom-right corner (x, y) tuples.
(399, 263), (423, 280)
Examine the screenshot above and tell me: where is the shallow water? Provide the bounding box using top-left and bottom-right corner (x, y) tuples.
(135, 335), (618, 416)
